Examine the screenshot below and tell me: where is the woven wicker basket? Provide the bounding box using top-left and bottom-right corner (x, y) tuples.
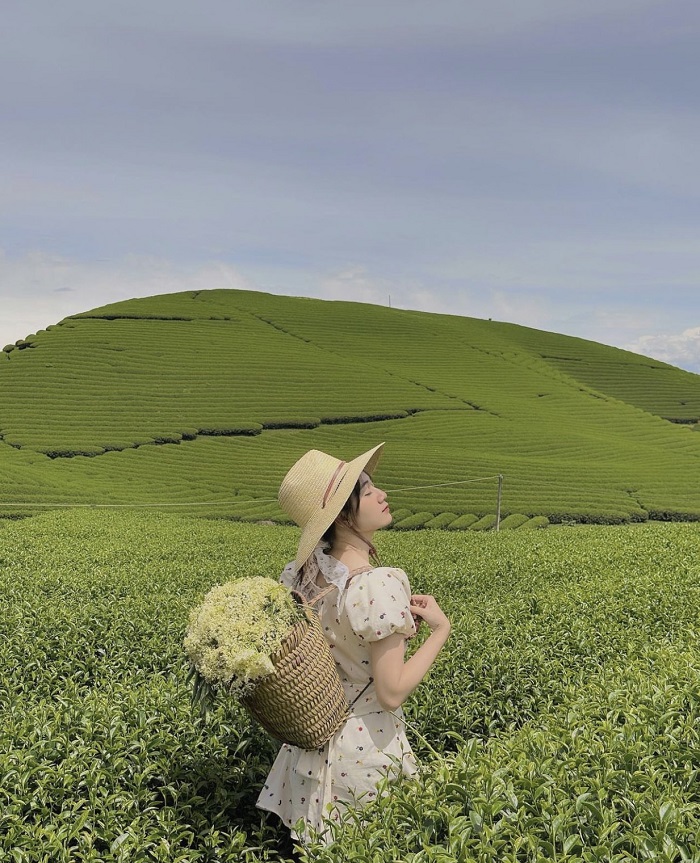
(241, 600), (350, 749)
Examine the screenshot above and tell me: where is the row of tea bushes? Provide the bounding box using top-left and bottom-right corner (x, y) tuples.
(304, 646), (700, 861)
(2, 288), (699, 524)
(2, 511), (700, 860)
(0, 312), (452, 457)
(391, 512), (548, 530)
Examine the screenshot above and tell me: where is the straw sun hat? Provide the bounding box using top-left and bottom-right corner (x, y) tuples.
(278, 442), (385, 572)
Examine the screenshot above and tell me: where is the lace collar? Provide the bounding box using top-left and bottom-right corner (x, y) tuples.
(281, 544), (359, 613)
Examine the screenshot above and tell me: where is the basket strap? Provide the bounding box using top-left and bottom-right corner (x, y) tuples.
(305, 565), (377, 709)
(348, 565), (374, 577)
(349, 677), (374, 708)
(306, 584), (337, 607)
(307, 564), (375, 607)
(346, 566), (377, 708)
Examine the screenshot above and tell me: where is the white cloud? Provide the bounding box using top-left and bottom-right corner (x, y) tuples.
(0, 250), (252, 347)
(318, 267), (396, 307)
(316, 268), (497, 321)
(626, 327), (700, 373)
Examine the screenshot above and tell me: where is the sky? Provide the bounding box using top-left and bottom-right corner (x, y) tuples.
(2, 0), (699, 372)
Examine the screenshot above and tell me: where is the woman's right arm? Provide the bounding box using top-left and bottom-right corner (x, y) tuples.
(369, 595), (450, 712)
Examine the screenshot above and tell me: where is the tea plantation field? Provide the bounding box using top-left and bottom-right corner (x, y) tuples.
(2, 510), (700, 861)
(1, 288), (699, 525)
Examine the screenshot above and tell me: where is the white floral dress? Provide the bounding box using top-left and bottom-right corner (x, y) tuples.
(256, 546), (418, 843)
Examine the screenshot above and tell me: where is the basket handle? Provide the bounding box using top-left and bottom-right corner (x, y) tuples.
(302, 564), (374, 608)
(305, 584), (336, 608)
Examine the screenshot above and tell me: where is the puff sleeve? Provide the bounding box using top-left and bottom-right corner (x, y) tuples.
(344, 568), (417, 642)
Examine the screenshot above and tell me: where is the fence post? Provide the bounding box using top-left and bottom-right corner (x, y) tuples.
(496, 474), (503, 531)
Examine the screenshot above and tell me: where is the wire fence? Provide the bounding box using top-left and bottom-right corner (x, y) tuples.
(0, 475), (504, 511)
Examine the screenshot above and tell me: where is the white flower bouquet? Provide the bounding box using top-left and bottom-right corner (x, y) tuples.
(184, 576), (305, 705)
(184, 575), (351, 748)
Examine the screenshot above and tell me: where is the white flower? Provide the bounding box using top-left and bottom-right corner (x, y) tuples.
(184, 576), (303, 692)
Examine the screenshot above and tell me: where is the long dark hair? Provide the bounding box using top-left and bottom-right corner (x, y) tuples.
(321, 478), (362, 547)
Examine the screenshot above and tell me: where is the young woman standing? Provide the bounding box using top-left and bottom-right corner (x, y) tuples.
(256, 442), (450, 843)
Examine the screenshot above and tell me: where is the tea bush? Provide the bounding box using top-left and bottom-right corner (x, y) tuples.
(424, 513), (459, 529)
(394, 512), (435, 530)
(2, 512), (700, 860)
(1, 289), (699, 525)
(497, 514), (530, 529)
(469, 514), (498, 531)
(445, 514), (479, 530)
(518, 515), (550, 529)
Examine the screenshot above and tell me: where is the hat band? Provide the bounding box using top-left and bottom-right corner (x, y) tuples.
(321, 461), (347, 508)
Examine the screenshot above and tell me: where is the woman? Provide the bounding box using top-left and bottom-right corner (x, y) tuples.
(256, 442), (450, 843)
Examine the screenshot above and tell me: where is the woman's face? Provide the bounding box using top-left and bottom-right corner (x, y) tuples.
(352, 471), (392, 535)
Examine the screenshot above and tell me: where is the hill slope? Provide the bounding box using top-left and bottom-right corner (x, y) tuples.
(1, 289), (699, 525)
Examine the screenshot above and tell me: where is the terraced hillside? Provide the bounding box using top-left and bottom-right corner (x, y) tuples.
(1, 288), (699, 526)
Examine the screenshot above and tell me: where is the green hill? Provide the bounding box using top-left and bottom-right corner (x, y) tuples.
(1, 288), (699, 526)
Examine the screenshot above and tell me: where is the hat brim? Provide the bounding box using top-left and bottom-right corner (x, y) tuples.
(293, 442), (384, 571)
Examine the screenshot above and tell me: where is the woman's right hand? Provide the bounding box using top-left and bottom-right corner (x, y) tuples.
(410, 594), (450, 632)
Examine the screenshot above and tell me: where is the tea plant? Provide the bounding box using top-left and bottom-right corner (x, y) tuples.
(1, 511), (700, 860)
(1, 289), (699, 524)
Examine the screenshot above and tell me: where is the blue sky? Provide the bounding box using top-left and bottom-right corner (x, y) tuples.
(2, 0), (699, 371)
